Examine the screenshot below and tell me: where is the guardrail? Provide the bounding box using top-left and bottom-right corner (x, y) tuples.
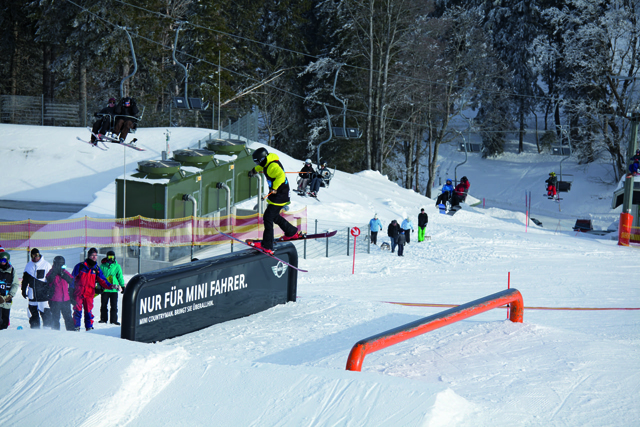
(345, 288), (524, 372)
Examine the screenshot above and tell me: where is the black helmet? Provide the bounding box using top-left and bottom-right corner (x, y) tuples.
(252, 147), (269, 166)
(53, 256), (65, 269)
(0, 252), (10, 263)
(461, 176), (468, 182)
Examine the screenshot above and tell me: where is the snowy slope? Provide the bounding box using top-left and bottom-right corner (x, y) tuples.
(0, 124), (638, 426)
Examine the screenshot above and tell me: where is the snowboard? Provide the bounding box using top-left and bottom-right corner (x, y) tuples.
(438, 203), (447, 214)
(211, 224), (308, 273)
(447, 205), (461, 216)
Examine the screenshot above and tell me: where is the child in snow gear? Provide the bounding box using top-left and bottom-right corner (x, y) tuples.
(629, 159), (640, 176)
(297, 159), (315, 194)
(99, 251), (125, 325)
(387, 220), (400, 253)
(401, 217), (414, 244)
(435, 179), (454, 207)
(451, 176), (470, 207)
(45, 256), (75, 331)
(90, 97), (117, 144)
(418, 208), (428, 242)
(22, 248), (52, 329)
(72, 248), (111, 331)
(396, 230), (406, 256)
(247, 148), (300, 255)
(546, 172), (558, 197)
(113, 97), (139, 143)
(0, 252), (20, 330)
(369, 214), (383, 245)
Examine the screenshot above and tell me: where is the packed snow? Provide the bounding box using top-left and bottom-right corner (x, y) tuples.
(0, 123), (638, 426)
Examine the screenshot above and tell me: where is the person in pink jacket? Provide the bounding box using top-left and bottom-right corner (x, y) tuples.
(46, 256), (74, 331)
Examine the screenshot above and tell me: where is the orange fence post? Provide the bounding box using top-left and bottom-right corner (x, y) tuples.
(345, 288), (524, 372)
(618, 212), (633, 246)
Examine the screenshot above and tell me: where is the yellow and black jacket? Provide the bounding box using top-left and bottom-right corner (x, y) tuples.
(254, 153), (290, 206)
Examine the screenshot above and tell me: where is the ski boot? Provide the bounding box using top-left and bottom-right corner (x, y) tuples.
(248, 241), (274, 255)
(281, 232), (305, 241)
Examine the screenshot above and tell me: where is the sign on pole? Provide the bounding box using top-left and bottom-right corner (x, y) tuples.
(351, 227), (360, 274)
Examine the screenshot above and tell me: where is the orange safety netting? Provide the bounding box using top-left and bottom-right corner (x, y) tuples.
(0, 208), (307, 250)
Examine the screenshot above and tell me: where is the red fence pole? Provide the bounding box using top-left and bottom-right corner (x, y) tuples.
(345, 288), (524, 372)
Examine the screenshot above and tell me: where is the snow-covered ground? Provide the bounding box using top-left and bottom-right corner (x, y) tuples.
(0, 124), (638, 426)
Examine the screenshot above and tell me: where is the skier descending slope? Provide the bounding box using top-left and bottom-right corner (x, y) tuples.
(247, 148), (302, 255)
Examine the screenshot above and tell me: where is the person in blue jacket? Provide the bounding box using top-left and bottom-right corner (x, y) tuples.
(435, 179), (454, 207)
(401, 216), (414, 244)
(629, 158), (640, 175)
(369, 214), (383, 245)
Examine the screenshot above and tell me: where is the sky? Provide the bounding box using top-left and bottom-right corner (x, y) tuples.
(0, 123), (638, 426)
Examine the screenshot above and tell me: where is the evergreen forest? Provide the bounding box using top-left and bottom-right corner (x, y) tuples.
(1, 0), (638, 196)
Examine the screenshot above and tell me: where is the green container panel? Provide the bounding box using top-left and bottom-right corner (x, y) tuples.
(166, 173), (202, 218)
(116, 179), (166, 219)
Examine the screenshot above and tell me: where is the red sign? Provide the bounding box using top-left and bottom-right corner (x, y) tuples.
(351, 227), (361, 237)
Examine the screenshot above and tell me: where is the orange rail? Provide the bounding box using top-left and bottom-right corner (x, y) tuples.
(345, 288), (523, 372)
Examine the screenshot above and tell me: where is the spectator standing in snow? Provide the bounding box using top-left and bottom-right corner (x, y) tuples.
(435, 179), (454, 207)
(72, 248), (111, 331)
(417, 208), (428, 242)
(401, 216), (414, 244)
(0, 252), (20, 330)
(45, 256), (74, 331)
(99, 251), (125, 325)
(90, 97), (117, 145)
(396, 230), (406, 257)
(369, 214), (383, 245)
(387, 220), (400, 254)
(22, 248), (52, 329)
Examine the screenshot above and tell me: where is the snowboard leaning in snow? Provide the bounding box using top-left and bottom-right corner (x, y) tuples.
(211, 224), (308, 273)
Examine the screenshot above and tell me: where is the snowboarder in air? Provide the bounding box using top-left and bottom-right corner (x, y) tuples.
(435, 179), (454, 207)
(113, 97), (139, 143)
(248, 147), (302, 255)
(546, 172), (558, 198)
(90, 97), (117, 145)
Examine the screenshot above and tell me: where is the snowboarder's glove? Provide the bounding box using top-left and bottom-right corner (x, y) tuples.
(22, 290), (27, 299)
(120, 286), (125, 294)
(5, 295), (12, 303)
(0, 296), (4, 303)
(248, 169), (257, 178)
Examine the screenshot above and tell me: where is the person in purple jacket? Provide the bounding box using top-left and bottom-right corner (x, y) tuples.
(46, 256), (75, 331)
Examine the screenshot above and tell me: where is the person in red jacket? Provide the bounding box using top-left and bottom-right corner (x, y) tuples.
(451, 176), (470, 207)
(71, 248), (111, 331)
